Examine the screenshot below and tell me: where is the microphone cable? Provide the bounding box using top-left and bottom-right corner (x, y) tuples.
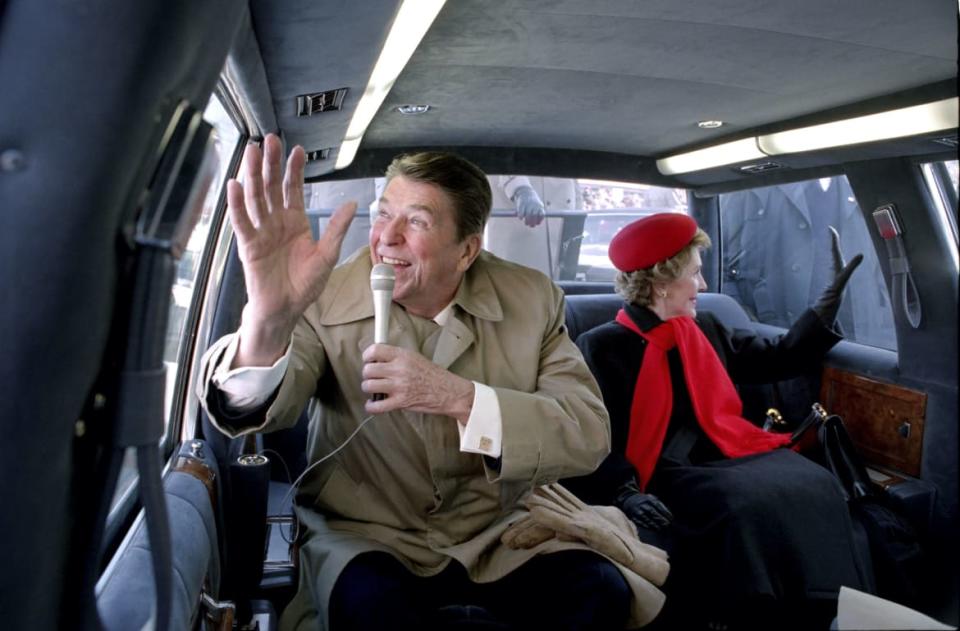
(273, 413), (380, 543)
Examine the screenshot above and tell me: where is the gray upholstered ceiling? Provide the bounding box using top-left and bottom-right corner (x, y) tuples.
(235, 0), (958, 188)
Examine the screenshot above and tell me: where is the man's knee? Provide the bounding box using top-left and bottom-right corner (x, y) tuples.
(329, 552), (422, 630)
(523, 551), (630, 629)
(581, 555), (631, 626)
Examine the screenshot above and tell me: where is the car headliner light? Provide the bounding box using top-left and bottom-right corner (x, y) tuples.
(657, 97), (959, 176)
(336, 0), (447, 170)
(757, 97), (959, 155)
(656, 138), (766, 176)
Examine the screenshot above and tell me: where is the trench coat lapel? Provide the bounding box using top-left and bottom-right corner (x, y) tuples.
(432, 315), (473, 369)
(435, 253), (504, 368)
(782, 181), (812, 224)
(319, 249), (376, 327)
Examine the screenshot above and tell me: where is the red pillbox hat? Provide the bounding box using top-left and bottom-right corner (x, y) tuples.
(608, 213), (697, 272)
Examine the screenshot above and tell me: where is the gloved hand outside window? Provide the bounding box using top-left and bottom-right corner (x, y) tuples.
(812, 226), (864, 327)
(511, 185), (546, 227)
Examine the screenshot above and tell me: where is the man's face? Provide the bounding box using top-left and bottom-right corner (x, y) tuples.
(370, 175), (480, 319)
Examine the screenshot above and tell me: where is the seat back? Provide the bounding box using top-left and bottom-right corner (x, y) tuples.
(563, 291), (757, 343)
(563, 293), (622, 341)
(97, 440), (221, 630)
(562, 291), (787, 423)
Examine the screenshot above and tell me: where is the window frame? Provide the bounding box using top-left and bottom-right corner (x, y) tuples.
(101, 90), (246, 552)
(162, 91), (245, 448)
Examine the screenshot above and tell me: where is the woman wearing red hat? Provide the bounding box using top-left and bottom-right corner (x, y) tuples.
(563, 213), (873, 630)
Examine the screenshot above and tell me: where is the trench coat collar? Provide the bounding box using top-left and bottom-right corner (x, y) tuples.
(744, 182), (811, 225)
(451, 251), (504, 323)
(746, 179), (865, 228)
(319, 248), (505, 327)
(319, 249), (378, 327)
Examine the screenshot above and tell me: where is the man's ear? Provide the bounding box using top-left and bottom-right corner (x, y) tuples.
(457, 233), (482, 272)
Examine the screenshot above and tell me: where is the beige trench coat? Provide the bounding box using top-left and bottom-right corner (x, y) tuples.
(198, 249), (665, 629)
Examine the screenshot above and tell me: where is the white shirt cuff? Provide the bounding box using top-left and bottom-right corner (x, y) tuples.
(211, 334), (292, 412)
(457, 382), (502, 458)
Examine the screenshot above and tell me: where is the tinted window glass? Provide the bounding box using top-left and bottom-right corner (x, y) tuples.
(921, 160), (958, 270)
(720, 176), (896, 350)
(944, 160), (959, 195)
(162, 95), (241, 428)
(304, 176), (689, 282)
(575, 180), (688, 281)
(305, 178), (383, 270)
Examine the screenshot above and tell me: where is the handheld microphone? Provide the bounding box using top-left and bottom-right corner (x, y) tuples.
(370, 263), (395, 402)
(370, 263), (395, 344)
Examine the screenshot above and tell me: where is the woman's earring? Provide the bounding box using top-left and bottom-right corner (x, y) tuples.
(657, 289), (667, 298)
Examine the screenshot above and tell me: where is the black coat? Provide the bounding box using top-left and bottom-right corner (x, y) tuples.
(563, 302), (873, 616)
(564, 301), (840, 505)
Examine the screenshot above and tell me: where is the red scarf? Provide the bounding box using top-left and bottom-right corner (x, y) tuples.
(616, 309), (791, 489)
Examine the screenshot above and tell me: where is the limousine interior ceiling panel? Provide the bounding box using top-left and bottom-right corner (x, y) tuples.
(296, 88), (348, 117)
(236, 0), (956, 187)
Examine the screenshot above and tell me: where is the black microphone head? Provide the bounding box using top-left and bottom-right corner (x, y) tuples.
(370, 263), (395, 292)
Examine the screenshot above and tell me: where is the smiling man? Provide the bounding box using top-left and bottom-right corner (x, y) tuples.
(197, 135), (665, 630)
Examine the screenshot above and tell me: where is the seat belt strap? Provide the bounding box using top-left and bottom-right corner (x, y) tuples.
(872, 204), (921, 329)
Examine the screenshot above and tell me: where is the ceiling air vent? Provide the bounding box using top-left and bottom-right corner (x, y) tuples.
(735, 161), (784, 175)
(296, 88), (348, 117)
(931, 135), (958, 148)
(306, 148), (332, 161)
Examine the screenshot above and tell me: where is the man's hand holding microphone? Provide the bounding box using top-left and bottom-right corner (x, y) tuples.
(362, 264), (474, 421)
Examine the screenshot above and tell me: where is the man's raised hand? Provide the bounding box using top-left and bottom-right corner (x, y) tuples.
(228, 134), (356, 366)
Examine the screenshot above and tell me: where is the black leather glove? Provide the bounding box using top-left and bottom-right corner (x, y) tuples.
(511, 185), (546, 227)
(615, 480), (673, 531)
(812, 226), (864, 327)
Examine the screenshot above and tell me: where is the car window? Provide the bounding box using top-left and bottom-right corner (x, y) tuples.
(304, 176), (689, 282)
(109, 93), (242, 513)
(944, 160), (959, 195)
(574, 180), (689, 282)
(720, 175), (897, 350)
(305, 178), (382, 264)
(921, 159), (959, 271)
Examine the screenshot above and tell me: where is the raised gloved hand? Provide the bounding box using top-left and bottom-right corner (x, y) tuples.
(511, 185), (546, 227)
(510, 483), (670, 585)
(812, 226), (863, 327)
(615, 480), (673, 532)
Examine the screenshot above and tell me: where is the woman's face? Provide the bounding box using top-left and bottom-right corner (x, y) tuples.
(651, 249), (707, 320)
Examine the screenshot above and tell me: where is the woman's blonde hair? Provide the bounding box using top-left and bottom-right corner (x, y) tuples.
(614, 228), (711, 305)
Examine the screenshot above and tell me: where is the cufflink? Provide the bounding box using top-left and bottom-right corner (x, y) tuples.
(479, 436), (493, 452)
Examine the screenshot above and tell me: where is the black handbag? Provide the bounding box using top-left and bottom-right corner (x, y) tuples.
(807, 409), (926, 607)
(761, 402), (825, 453)
(816, 413), (876, 501)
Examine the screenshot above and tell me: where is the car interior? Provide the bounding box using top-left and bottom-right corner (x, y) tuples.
(2, 1), (957, 630)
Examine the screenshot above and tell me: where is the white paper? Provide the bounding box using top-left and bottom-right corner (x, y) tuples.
(837, 586), (956, 630)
